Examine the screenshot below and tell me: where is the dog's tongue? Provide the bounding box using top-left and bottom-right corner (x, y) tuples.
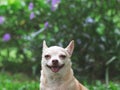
(51, 67), (59, 73)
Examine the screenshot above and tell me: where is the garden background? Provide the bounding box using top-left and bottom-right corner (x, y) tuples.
(0, 0), (120, 90)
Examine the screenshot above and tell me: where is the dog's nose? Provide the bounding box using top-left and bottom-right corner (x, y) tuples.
(52, 60), (58, 65)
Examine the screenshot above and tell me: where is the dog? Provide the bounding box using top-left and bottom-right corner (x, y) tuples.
(40, 40), (88, 90)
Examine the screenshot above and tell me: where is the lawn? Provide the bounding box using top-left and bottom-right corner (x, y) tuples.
(0, 72), (119, 90)
(87, 81), (120, 90)
(0, 72), (39, 90)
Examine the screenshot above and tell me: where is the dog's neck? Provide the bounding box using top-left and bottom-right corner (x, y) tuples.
(41, 66), (74, 86)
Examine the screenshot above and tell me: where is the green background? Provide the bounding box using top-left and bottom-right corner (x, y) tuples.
(0, 0), (120, 89)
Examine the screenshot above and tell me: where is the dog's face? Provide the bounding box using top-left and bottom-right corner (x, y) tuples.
(41, 40), (74, 73)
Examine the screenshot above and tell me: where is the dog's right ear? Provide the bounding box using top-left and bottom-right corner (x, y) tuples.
(65, 40), (74, 57)
(43, 40), (48, 51)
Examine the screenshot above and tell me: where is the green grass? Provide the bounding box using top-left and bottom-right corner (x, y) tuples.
(0, 72), (119, 90)
(87, 80), (120, 90)
(0, 72), (39, 90)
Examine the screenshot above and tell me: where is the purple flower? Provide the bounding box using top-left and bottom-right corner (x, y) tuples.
(2, 33), (11, 42)
(44, 21), (49, 29)
(28, 2), (34, 10)
(30, 12), (35, 20)
(46, 0), (51, 3)
(85, 17), (94, 23)
(0, 16), (5, 24)
(51, 0), (61, 11)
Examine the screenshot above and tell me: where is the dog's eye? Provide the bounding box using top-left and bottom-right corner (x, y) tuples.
(59, 55), (66, 59)
(45, 55), (51, 59)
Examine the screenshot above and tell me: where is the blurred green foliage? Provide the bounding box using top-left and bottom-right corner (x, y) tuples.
(0, 0), (120, 80)
(88, 80), (120, 90)
(0, 72), (120, 90)
(0, 72), (39, 90)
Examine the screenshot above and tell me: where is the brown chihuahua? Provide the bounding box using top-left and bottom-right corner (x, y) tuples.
(40, 40), (88, 90)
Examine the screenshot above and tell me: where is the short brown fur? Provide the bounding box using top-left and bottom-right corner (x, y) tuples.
(40, 40), (88, 90)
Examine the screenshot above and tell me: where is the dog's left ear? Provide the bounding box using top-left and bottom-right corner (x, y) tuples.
(43, 40), (48, 51)
(65, 40), (74, 56)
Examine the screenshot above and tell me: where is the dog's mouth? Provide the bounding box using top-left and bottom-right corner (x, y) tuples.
(46, 64), (65, 73)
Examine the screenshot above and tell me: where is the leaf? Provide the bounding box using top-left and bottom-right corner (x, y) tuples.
(0, 49), (8, 57)
(54, 25), (59, 32)
(9, 48), (17, 59)
(96, 23), (105, 35)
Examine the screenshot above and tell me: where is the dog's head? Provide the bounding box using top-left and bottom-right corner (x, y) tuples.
(41, 40), (74, 73)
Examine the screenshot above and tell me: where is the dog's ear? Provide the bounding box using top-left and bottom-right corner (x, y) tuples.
(43, 40), (48, 51)
(65, 40), (74, 56)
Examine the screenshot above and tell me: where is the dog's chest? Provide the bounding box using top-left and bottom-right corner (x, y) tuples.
(42, 84), (75, 90)
(41, 78), (76, 90)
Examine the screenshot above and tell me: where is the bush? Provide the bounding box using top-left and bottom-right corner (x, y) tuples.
(0, 0), (120, 80)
